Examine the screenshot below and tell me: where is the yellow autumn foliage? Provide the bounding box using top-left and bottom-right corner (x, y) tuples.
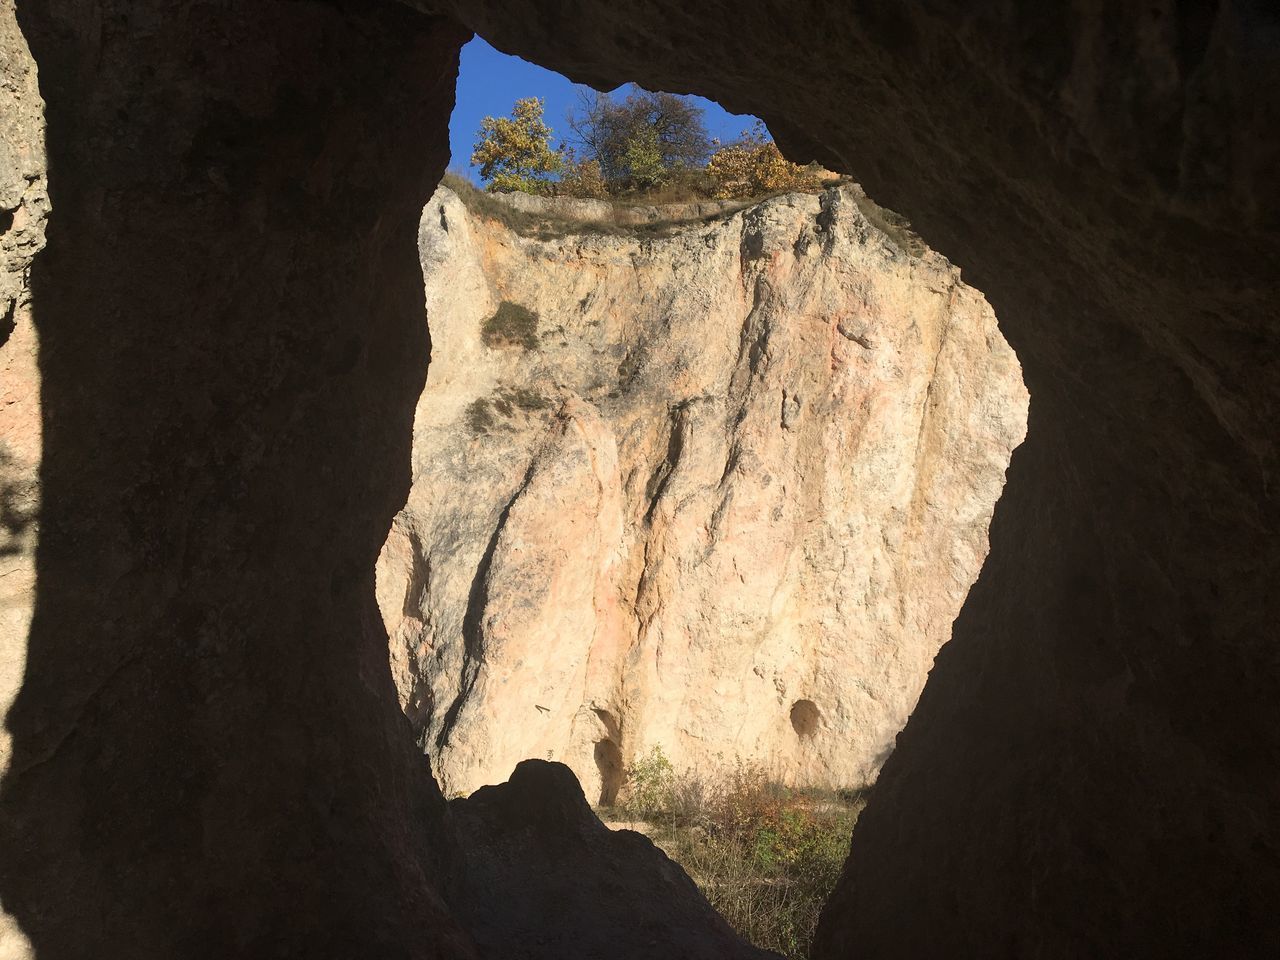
(707, 127), (824, 200)
(471, 97), (563, 195)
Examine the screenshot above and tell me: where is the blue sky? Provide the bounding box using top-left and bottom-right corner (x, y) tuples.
(449, 38), (761, 182)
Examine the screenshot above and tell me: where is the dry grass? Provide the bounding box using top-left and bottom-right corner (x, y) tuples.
(604, 747), (865, 959)
(847, 190), (927, 258)
(442, 171), (923, 262)
(443, 171), (775, 240)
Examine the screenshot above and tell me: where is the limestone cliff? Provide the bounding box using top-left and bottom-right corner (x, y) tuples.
(377, 183), (1027, 802)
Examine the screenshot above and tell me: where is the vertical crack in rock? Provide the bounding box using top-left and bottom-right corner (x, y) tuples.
(642, 402), (687, 525)
(437, 459), (539, 754)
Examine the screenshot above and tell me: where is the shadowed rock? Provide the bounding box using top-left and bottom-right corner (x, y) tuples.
(448, 759), (780, 960)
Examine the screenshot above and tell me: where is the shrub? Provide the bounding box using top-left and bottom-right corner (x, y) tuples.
(610, 749), (863, 960)
(621, 745), (675, 822)
(707, 123), (825, 200)
(642, 164), (719, 203)
(556, 153), (609, 200)
(681, 784), (857, 959)
(481, 301), (539, 350)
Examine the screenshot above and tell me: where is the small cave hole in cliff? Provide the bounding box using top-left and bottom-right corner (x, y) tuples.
(593, 739), (624, 805)
(790, 699), (821, 739)
(369, 33), (1029, 960)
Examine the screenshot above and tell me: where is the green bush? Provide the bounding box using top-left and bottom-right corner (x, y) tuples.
(609, 749), (863, 959)
(621, 745), (676, 822)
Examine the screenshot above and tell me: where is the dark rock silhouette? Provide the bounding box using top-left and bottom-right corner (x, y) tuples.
(448, 760), (777, 959)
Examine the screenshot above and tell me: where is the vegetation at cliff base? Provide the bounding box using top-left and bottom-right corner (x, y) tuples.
(602, 746), (864, 959)
(471, 87), (830, 202)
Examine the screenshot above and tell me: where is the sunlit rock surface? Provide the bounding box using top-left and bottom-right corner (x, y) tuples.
(377, 184), (1027, 802)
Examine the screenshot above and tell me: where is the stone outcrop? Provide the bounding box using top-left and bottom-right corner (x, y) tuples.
(447, 759), (778, 959)
(0, 0), (1277, 957)
(377, 184), (1027, 803)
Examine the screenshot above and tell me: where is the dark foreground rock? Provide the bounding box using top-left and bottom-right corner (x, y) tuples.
(447, 760), (779, 960)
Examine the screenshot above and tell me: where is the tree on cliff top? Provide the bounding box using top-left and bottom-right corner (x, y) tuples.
(471, 96), (563, 195)
(706, 123), (825, 200)
(567, 87), (713, 189)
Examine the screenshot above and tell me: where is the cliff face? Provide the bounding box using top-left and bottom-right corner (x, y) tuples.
(377, 184), (1027, 802)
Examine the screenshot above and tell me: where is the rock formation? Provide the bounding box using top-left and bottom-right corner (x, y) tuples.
(0, 7), (46, 955)
(0, 0), (1276, 957)
(0, 4), (476, 956)
(377, 184), (1027, 803)
(0, 0), (46, 775)
(446, 759), (779, 959)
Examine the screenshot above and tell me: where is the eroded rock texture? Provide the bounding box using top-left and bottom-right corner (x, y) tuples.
(0, 2), (475, 956)
(378, 185), (1026, 802)
(0, 6), (46, 954)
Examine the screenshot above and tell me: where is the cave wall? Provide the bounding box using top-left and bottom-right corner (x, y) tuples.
(432, 1), (1280, 956)
(0, 1), (475, 955)
(0, 0), (1276, 956)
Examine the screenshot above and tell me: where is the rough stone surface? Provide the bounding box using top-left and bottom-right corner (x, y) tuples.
(0, 3), (476, 957)
(378, 185), (1026, 803)
(447, 759), (778, 959)
(0, 0), (45, 768)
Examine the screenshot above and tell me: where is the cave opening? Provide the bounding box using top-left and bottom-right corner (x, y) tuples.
(790, 699), (821, 739)
(372, 28), (1029, 960)
(593, 738), (624, 805)
(380, 33), (1026, 804)
(3, 2), (1264, 958)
